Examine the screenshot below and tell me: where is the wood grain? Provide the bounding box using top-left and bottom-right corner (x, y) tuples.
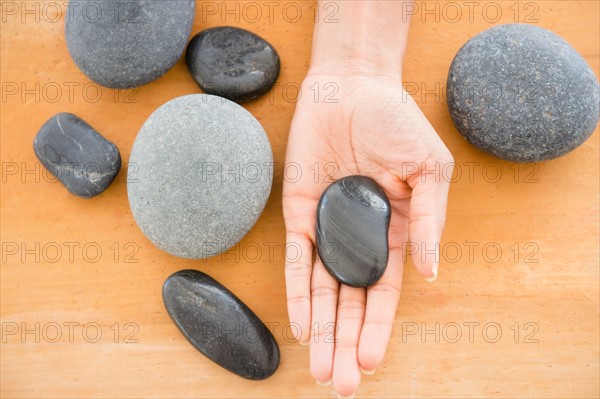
(1, 1), (598, 397)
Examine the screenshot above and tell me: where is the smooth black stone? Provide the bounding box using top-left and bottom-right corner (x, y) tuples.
(186, 27), (280, 102)
(65, 0), (195, 89)
(162, 269), (280, 380)
(33, 113), (121, 198)
(316, 176), (391, 288)
(447, 24), (599, 162)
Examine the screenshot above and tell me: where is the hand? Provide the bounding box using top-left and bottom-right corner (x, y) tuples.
(282, 71), (454, 397)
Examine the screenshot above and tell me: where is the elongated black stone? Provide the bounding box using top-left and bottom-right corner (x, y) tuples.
(162, 269), (280, 380)
(33, 113), (121, 198)
(316, 176), (391, 288)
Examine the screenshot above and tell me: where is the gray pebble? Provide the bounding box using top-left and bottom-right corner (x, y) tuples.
(127, 94), (273, 259)
(447, 24), (599, 162)
(33, 113), (121, 198)
(65, 0), (195, 89)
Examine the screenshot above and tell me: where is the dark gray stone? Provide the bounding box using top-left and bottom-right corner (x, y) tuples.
(33, 113), (121, 198)
(65, 0), (195, 89)
(447, 24), (600, 162)
(186, 27), (280, 102)
(127, 94), (273, 259)
(316, 176), (391, 288)
(163, 269), (280, 380)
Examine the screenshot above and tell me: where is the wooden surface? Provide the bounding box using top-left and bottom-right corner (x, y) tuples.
(1, 1), (599, 398)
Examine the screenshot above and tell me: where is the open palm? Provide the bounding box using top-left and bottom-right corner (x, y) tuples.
(282, 73), (453, 396)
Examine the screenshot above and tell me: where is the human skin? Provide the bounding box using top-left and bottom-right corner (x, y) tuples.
(282, 1), (454, 397)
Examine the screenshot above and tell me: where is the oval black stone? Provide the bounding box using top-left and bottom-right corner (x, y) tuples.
(186, 26), (280, 102)
(447, 24), (599, 162)
(316, 176), (391, 288)
(162, 269), (280, 380)
(33, 113), (121, 198)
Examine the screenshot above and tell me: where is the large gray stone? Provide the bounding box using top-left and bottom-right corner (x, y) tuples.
(127, 94), (273, 259)
(447, 24), (599, 162)
(65, 0), (195, 89)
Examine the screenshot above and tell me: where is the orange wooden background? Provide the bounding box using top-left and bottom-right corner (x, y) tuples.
(1, 1), (598, 398)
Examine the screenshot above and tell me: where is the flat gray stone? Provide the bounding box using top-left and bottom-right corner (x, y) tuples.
(447, 24), (599, 162)
(127, 94), (273, 259)
(65, 0), (195, 89)
(163, 269), (280, 380)
(33, 113), (121, 198)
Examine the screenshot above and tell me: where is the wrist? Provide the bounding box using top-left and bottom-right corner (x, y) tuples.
(308, 0), (412, 80)
(308, 52), (403, 81)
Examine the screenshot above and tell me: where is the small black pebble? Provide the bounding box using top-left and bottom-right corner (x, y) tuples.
(186, 26), (280, 103)
(33, 113), (121, 198)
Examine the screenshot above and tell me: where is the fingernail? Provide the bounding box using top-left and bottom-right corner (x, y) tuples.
(316, 379), (331, 387)
(336, 393), (355, 399)
(360, 366), (375, 375)
(424, 263), (439, 282)
(299, 340), (309, 346)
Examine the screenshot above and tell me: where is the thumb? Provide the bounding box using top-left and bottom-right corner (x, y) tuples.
(406, 160), (452, 281)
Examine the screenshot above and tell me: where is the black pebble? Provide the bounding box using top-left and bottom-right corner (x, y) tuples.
(33, 113), (121, 198)
(186, 26), (280, 103)
(162, 269), (280, 380)
(317, 176), (391, 288)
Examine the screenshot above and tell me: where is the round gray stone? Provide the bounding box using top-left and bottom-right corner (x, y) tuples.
(127, 94), (273, 259)
(447, 24), (599, 162)
(65, 0), (195, 89)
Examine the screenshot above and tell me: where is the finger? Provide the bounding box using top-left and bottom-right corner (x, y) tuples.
(284, 231), (314, 344)
(358, 246), (404, 372)
(309, 256), (339, 384)
(332, 285), (366, 397)
(407, 159), (453, 281)
(282, 167), (319, 344)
